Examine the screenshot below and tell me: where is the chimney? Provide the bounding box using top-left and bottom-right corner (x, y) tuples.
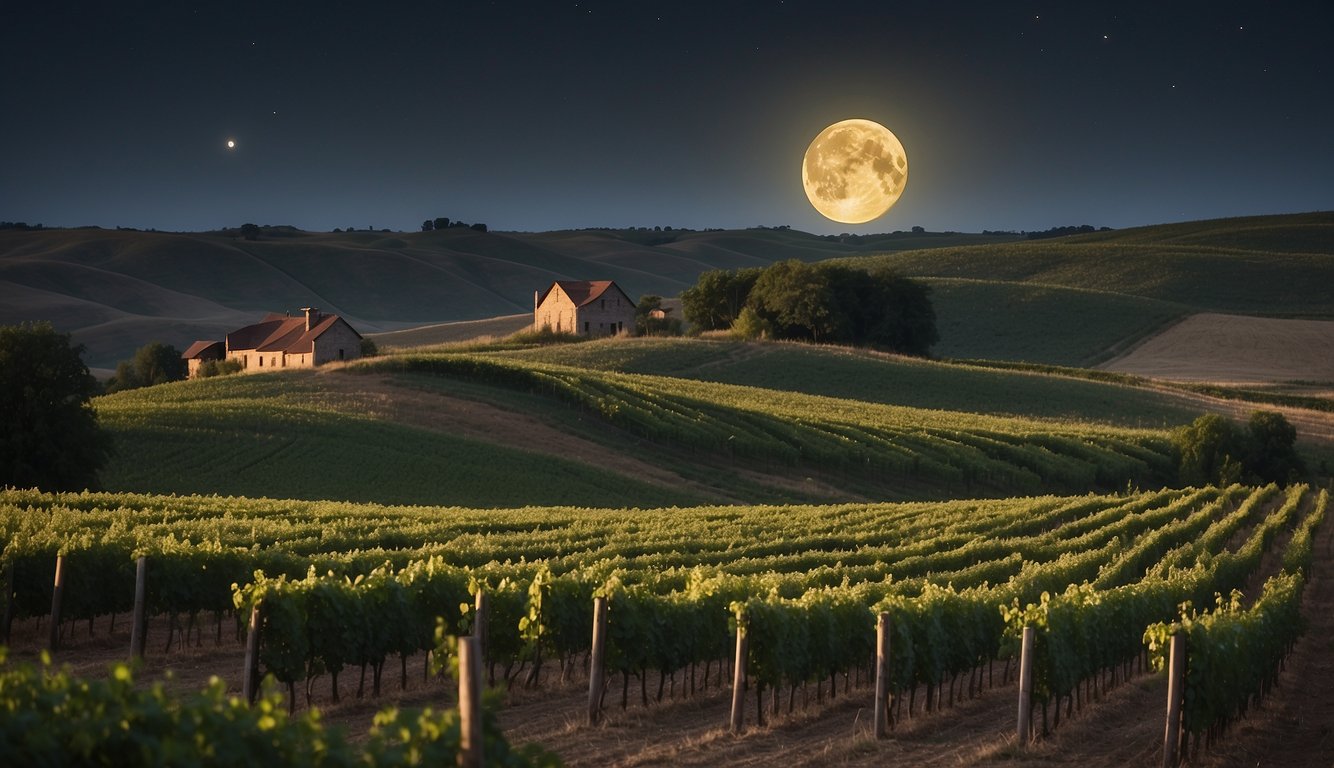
(534, 290), (539, 312)
(301, 307), (319, 331)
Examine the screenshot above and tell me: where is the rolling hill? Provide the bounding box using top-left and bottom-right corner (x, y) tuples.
(92, 338), (1211, 508)
(0, 225), (1014, 370)
(843, 211), (1334, 364)
(4, 212), (1331, 372)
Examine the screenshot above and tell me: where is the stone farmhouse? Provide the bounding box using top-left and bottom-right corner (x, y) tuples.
(182, 307), (362, 377)
(534, 280), (636, 337)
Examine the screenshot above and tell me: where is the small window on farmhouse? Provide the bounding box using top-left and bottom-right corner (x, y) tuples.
(584, 321), (590, 333)
(258, 356), (263, 368)
(601, 299), (606, 309)
(338, 348), (345, 361)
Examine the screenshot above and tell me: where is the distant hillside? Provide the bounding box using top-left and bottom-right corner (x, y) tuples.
(6, 212), (1331, 371)
(843, 212), (1334, 365)
(0, 225), (1014, 369)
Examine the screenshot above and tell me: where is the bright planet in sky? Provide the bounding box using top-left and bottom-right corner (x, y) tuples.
(802, 118), (908, 224)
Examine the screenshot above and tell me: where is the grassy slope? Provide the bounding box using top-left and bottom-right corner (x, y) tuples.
(93, 335), (1183, 507)
(94, 372), (710, 509)
(844, 211), (1334, 364)
(495, 337), (1201, 428)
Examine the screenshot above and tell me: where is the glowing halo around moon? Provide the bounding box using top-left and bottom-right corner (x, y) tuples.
(802, 118), (908, 224)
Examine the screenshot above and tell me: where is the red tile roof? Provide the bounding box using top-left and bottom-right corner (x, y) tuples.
(226, 312), (360, 354)
(180, 340), (224, 360)
(537, 280), (626, 308)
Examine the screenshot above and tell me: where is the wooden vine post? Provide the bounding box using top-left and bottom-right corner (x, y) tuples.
(48, 555), (66, 652)
(241, 602), (262, 705)
(129, 556), (148, 658)
(729, 615), (749, 734)
(1016, 625), (1035, 745)
(1163, 632), (1186, 768)
(1, 561), (14, 645)
(587, 596), (608, 725)
(874, 611), (892, 739)
(473, 590), (489, 664)
(458, 635), (484, 768)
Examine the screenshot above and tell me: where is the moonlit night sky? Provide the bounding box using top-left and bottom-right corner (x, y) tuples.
(2, 1), (1332, 235)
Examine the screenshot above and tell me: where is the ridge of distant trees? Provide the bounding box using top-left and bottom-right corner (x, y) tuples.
(1026, 224), (1113, 240)
(420, 217), (487, 233)
(682, 260), (938, 355)
(0, 322), (110, 491)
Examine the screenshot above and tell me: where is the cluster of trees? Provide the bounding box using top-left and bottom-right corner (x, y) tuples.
(0, 221), (45, 230)
(634, 295), (684, 336)
(420, 217), (488, 233)
(0, 323), (110, 491)
(1174, 411), (1305, 486)
(105, 342), (187, 392)
(681, 260), (938, 355)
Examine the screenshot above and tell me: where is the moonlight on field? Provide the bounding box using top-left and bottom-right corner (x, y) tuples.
(802, 119), (908, 224)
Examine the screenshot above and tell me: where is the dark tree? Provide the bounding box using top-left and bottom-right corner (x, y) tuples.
(421, 220), (434, 231)
(680, 268), (762, 331)
(433, 217), (450, 230)
(635, 294), (663, 334)
(1245, 411), (1304, 483)
(470, 222), (488, 232)
(0, 323), (111, 491)
(854, 266), (938, 356)
(240, 223), (261, 241)
(634, 295), (683, 336)
(1174, 414), (1246, 486)
(743, 260), (839, 342)
(106, 341), (187, 393)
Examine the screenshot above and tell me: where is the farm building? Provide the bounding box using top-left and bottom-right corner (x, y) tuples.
(182, 307), (362, 377)
(534, 280), (636, 337)
(179, 340), (224, 378)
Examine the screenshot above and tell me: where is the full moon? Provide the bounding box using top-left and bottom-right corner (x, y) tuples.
(226, 139), (236, 149)
(802, 118), (908, 224)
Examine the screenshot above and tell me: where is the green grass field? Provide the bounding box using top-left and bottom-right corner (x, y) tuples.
(496, 337), (1202, 427)
(89, 332), (1200, 508)
(95, 372), (711, 508)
